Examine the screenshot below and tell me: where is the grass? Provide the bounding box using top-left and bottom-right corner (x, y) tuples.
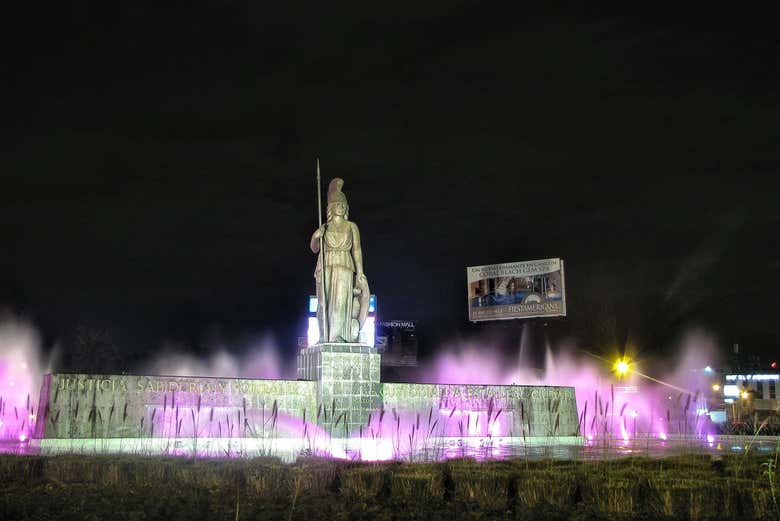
(764, 437), (780, 519)
(0, 453), (777, 520)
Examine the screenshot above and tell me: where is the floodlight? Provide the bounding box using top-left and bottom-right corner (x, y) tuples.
(613, 358), (630, 377)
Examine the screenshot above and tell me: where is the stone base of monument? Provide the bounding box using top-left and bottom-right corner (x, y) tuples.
(32, 348), (582, 458)
(298, 342), (381, 435)
(33, 373), (318, 440)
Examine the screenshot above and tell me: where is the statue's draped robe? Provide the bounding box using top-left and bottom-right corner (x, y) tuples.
(315, 224), (355, 342)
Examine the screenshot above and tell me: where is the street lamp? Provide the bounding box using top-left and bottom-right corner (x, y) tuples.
(614, 358), (631, 377)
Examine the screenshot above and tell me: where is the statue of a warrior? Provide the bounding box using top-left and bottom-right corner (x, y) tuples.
(310, 178), (370, 343)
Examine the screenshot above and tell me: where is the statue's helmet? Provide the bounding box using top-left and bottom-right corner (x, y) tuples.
(327, 178), (347, 207)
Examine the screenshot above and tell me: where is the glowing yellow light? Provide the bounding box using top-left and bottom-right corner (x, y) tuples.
(614, 358), (630, 376)
(712, 384), (721, 392)
(740, 391), (749, 399)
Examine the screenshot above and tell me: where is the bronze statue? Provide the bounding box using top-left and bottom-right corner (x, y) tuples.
(310, 177), (370, 343)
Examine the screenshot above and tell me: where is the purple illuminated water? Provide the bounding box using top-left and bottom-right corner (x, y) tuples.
(0, 313), (728, 459)
(422, 330), (718, 440)
(413, 329), (723, 442)
(0, 315), (47, 442)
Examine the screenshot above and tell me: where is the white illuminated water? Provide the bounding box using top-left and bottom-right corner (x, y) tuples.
(1, 435), (776, 463)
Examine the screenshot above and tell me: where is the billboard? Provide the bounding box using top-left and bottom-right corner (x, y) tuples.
(467, 258), (566, 322)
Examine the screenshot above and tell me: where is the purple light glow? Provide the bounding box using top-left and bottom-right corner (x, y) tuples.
(396, 328), (721, 443)
(0, 315), (47, 442)
(1, 311), (725, 459)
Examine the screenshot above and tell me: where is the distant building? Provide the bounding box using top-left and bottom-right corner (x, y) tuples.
(376, 320), (418, 367)
(722, 373), (779, 420)
(718, 344), (780, 422)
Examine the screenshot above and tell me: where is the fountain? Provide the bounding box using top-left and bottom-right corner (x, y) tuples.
(25, 175), (580, 459)
(0, 316), (740, 461)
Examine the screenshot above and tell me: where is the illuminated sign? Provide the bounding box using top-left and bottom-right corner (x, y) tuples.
(307, 317), (319, 346)
(379, 320), (415, 329)
(709, 410), (727, 423)
(305, 295), (377, 347)
(723, 385), (740, 397)
(725, 374), (780, 382)
(359, 316), (375, 347)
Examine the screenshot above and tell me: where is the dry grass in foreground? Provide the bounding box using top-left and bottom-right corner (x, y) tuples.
(1, 453), (778, 520)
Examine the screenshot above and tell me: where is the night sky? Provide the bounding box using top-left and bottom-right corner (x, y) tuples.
(3, 4), (779, 366)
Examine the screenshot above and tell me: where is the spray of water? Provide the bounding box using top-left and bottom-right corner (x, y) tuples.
(0, 313), (50, 441)
(0, 308), (723, 458)
(141, 334), (294, 380)
(0, 314), (297, 442)
(413, 327), (722, 442)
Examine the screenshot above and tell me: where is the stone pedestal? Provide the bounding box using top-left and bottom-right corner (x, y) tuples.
(298, 342), (381, 435)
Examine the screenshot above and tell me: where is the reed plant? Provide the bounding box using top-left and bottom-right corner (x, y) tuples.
(1, 453), (776, 520)
(763, 433), (780, 520)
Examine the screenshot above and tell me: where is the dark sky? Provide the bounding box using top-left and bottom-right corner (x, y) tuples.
(3, 4), (779, 364)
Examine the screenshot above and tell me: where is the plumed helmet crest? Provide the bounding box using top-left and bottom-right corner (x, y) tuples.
(327, 178), (347, 206)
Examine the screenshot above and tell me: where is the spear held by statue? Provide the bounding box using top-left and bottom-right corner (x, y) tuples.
(316, 158), (329, 342)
